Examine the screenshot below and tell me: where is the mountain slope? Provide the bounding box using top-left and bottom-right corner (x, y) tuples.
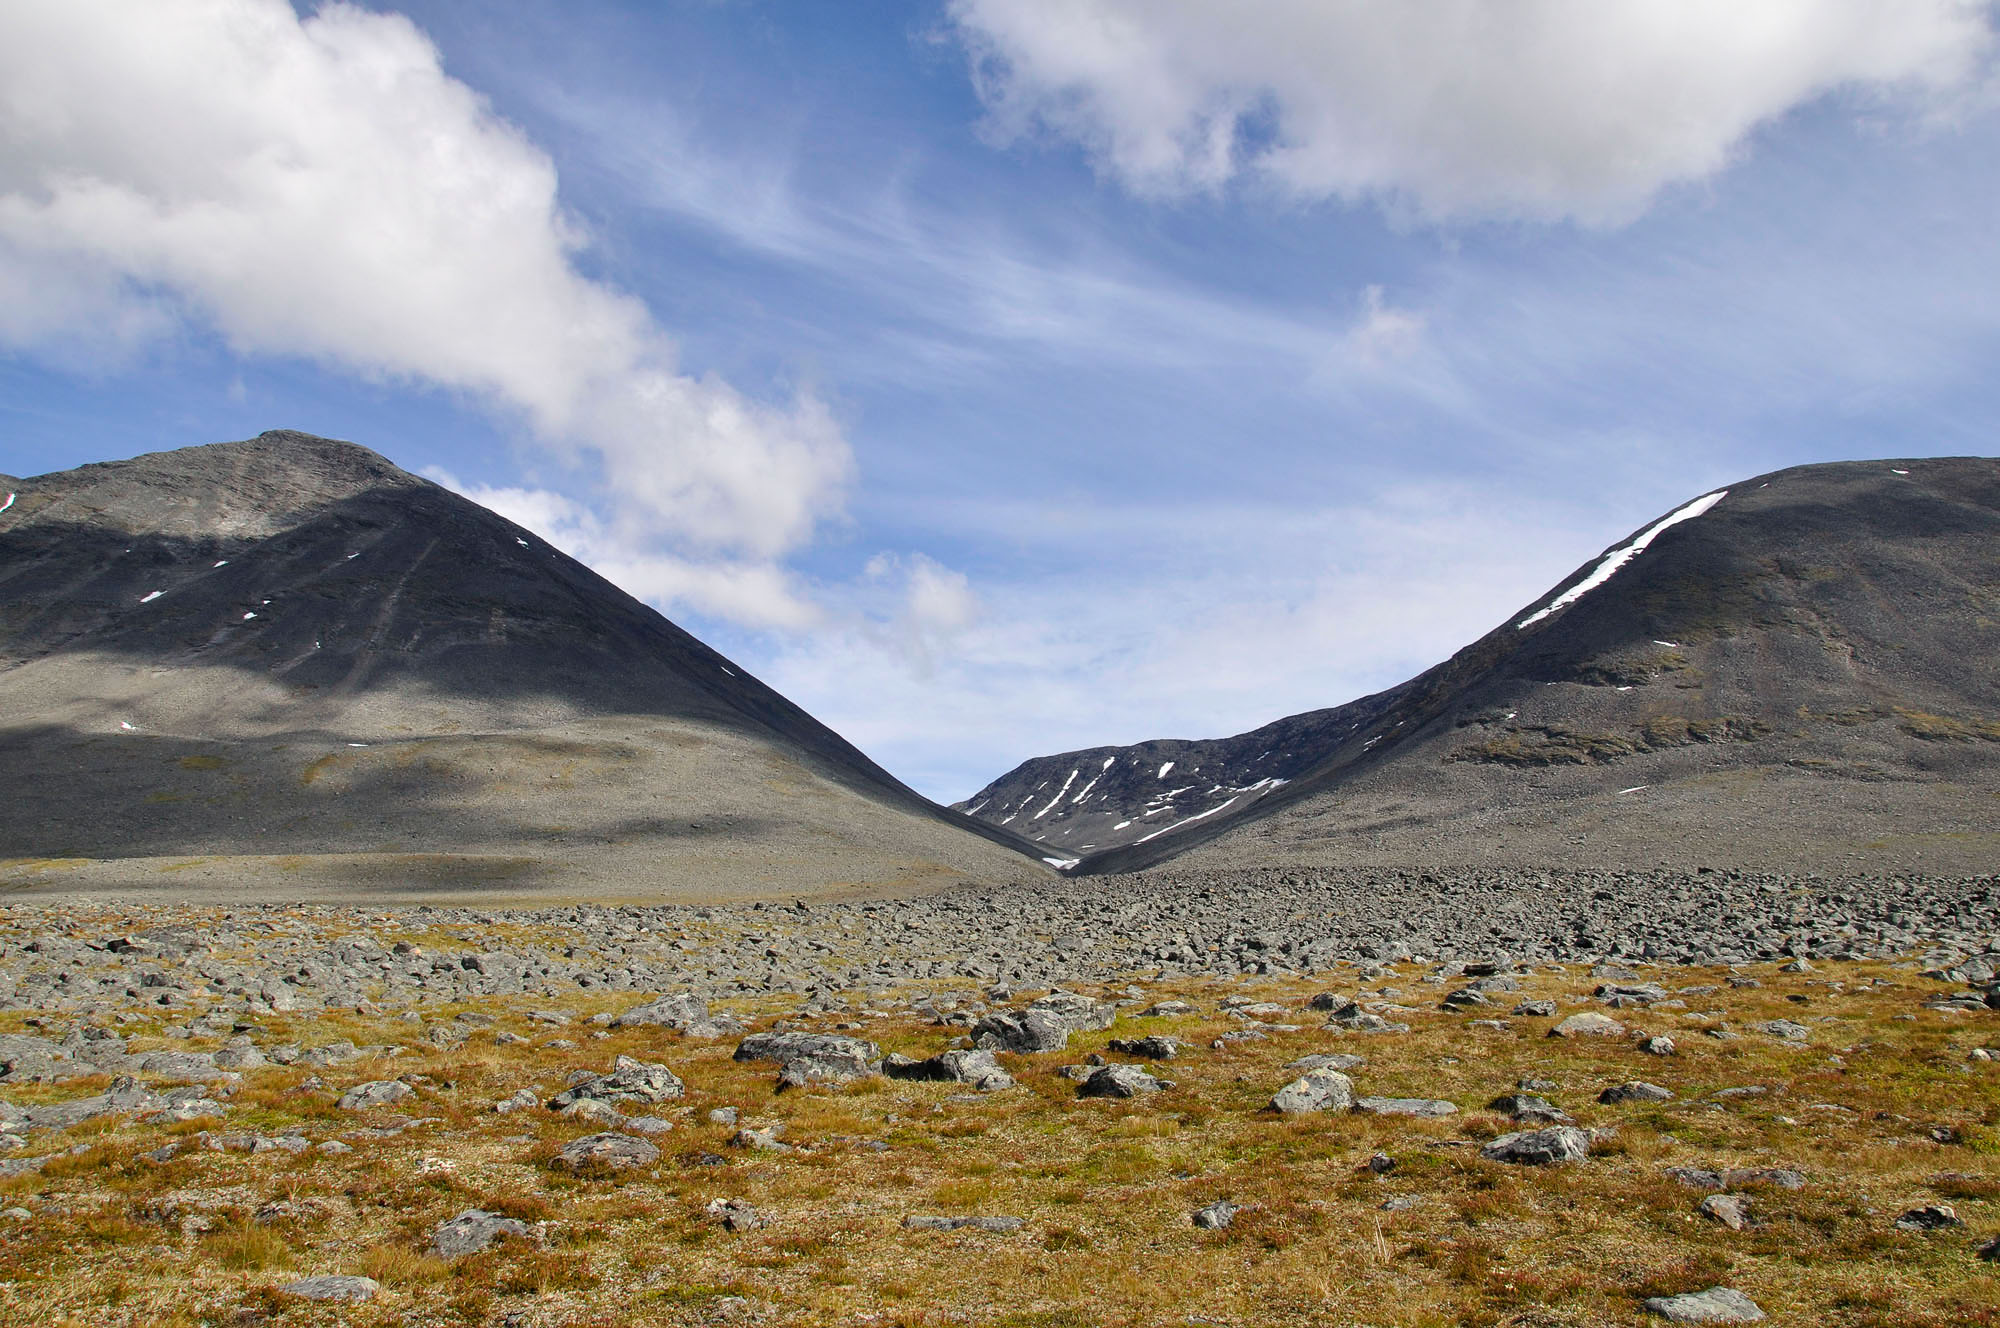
(0, 430), (1048, 900)
(958, 457), (2000, 875)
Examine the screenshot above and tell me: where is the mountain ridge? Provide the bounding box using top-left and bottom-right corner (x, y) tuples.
(958, 456), (2000, 875)
(0, 430), (1050, 900)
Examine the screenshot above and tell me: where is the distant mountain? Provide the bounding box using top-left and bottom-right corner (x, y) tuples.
(957, 458), (2000, 876)
(0, 430), (1047, 899)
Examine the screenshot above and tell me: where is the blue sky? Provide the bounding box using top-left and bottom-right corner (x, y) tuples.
(3, 1), (1997, 800)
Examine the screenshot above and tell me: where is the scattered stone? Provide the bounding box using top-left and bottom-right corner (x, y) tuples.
(883, 1048), (1014, 1092)
(1640, 1035), (1677, 1056)
(1480, 1127), (1591, 1166)
(1641, 1286), (1766, 1324)
(548, 1056), (684, 1110)
(735, 1032), (881, 1087)
(1270, 1068), (1355, 1114)
(1511, 999), (1558, 1017)
(1138, 1000), (1195, 1017)
(1078, 1064), (1163, 1098)
(1365, 1152), (1396, 1175)
(1191, 1199), (1238, 1229)
(1894, 1204), (1964, 1231)
(1489, 1093), (1571, 1123)
(706, 1197), (766, 1231)
(1106, 1035), (1180, 1060)
(972, 1008), (1073, 1054)
(1354, 1096), (1457, 1118)
(432, 1209), (532, 1260)
(1757, 1020), (1811, 1042)
(280, 1275), (379, 1303)
(1550, 1013), (1626, 1039)
(1698, 1195), (1752, 1230)
(1288, 1053), (1366, 1072)
(1600, 1081), (1674, 1105)
(901, 1214), (1024, 1233)
(335, 1080), (413, 1111)
(730, 1126), (792, 1153)
(494, 1087), (539, 1114)
(555, 1132), (659, 1172)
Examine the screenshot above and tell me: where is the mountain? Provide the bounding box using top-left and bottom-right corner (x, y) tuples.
(0, 431), (1048, 900)
(957, 457), (2000, 876)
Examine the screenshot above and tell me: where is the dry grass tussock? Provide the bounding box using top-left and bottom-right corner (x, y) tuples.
(0, 949), (1994, 1326)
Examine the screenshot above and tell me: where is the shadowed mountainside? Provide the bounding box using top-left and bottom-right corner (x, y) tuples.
(958, 457), (2000, 875)
(0, 431), (1049, 900)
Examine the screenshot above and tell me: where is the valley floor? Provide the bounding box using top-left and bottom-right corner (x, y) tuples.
(0, 884), (1995, 1326)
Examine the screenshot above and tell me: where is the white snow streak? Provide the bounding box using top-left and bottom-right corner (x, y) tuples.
(1517, 490), (1728, 629)
(1070, 774), (1102, 804)
(1618, 785), (1649, 794)
(118, 721), (136, 730)
(1042, 857), (1081, 870)
(964, 800), (989, 817)
(1134, 796), (1240, 844)
(1101, 756), (1116, 769)
(242, 612), (256, 620)
(1157, 761), (1174, 779)
(1891, 468), (1909, 475)
(138, 590), (164, 603)
(1034, 769), (1079, 819)
(1113, 820), (1132, 830)
(212, 560), (228, 568)
(0, 492), (14, 514)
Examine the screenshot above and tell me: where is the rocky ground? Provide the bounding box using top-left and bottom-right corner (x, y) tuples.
(0, 870), (1995, 1326)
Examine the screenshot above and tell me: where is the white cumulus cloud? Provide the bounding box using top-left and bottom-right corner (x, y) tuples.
(0, 0), (850, 565)
(949, 0), (1994, 223)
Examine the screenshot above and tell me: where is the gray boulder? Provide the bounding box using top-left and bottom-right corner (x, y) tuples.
(1191, 1199), (1239, 1230)
(882, 1048), (1014, 1092)
(1480, 1127), (1591, 1166)
(901, 1214), (1024, 1233)
(281, 1275), (379, 1302)
(1698, 1195), (1752, 1230)
(1270, 1068), (1355, 1114)
(336, 1080), (414, 1112)
(1354, 1097), (1457, 1118)
(1489, 1093), (1570, 1123)
(614, 993), (742, 1037)
(1550, 1013), (1625, 1038)
(1640, 1287), (1765, 1323)
(972, 1008), (1073, 1054)
(1600, 1081), (1674, 1105)
(1027, 990), (1116, 1032)
(548, 1056), (684, 1110)
(1106, 1035), (1180, 1060)
(555, 1132), (659, 1172)
(734, 1032), (881, 1087)
(431, 1209), (531, 1260)
(1078, 1065), (1164, 1098)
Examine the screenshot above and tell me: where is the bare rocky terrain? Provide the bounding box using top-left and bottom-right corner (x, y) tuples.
(960, 457), (2000, 876)
(0, 889), (1994, 1326)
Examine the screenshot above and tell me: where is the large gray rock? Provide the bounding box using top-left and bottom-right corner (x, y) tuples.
(1550, 1013), (1626, 1039)
(972, 1008), (1074, 1054)
(555, 1131), (659, 1172)
(1354, 1097), (1457, 1118)
(1600, 1081), (1674, 1105)
(613, 993), (742, 1037)
(336, 1080), (414, 1111)
(901, 1214), (1024, 1233)
(548, 1056), (684, 1110)
(431, 1209), (532, 1260)
(1270, 1068), (1355, 1114)
(1027, 990), (1116, 1033)
(1641, 1287), (1765, 1323)
(883, 1048), (1014, 1092)
(1078, 1064), (1163, 1098)
(735, 1031), (882, 1090)
(281, 1275), (379, 1302)
(1480, 1127), (1591, 1166)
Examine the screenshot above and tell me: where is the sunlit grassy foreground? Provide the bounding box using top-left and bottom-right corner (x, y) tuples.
(0, 952), (1995, 1327)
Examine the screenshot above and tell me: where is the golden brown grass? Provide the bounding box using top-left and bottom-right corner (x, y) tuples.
(0, 950), (1992, 1326)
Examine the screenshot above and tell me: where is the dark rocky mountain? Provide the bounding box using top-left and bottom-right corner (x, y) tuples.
(958, 457), (2000, 876)
(0, 431), (1048, 900)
